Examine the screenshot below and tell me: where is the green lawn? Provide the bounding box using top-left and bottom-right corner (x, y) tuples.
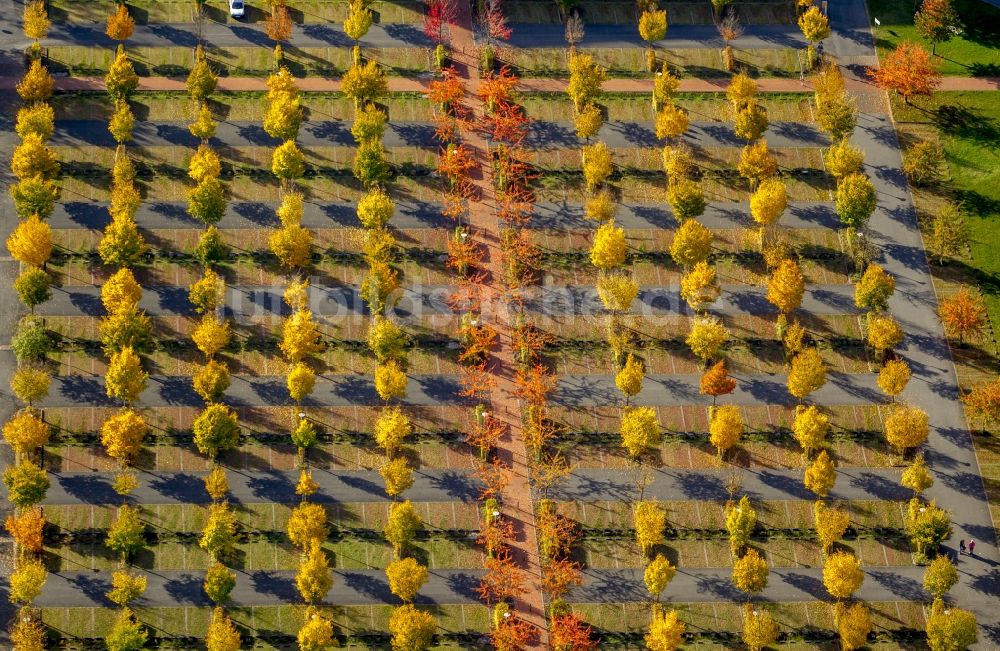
(867, 0), (1000, 76)
(891, 91), (1000, 332)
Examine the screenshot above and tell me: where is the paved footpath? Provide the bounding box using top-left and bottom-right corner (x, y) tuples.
(34, 569), (482, 608)
(29, 468), (481, 505)
(821, 0), (1000, 643)
(28, 282), (861, 318)
(571, 566), (935, 604)
(24, 464), (907, 507)
(32, 565), (942, 608)
(46, 118), (827, 150)
(36, 198), (838, 232)
(34, 373), (468, 408)
(5, 74), (996, 94)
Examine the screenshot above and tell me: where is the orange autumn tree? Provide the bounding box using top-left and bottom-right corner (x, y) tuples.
(964, 378), (1000, 432)
(5, 508), (44, 553)
(551, 613), (598, 651)
(939, 289), (987, 345)
(491, 611), (537, 651)
(700, 360), (737, 405)
(542, 559), (583, 600)
(867, 42), (941, 105)
(477, 549), (527, 605)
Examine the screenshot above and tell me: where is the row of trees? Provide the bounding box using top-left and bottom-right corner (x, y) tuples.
(5, 11), (56, 650)
(472, 52), (552, 647)
(99, 6), (157, 649)
(343, 29), (445, 649)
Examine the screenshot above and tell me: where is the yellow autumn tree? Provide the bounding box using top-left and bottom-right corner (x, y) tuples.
(732, 548), (769, 596)
(634, 501), (668, 556)
(669, 218), (713, 269)
(646, 608), (685, 651)
(102, 268), (142, 313)
(2, 409), (49, 454)
(615, 353), (645, 400)
(824, 137), (864, 180)
(287, 362), (316, 402)
(23, 1), (50, 41)
(373, 407), (412, 455)
(106, 347), (147, 404)
(835, 601), (873, 651)
(380, 457), (414, 497)
(877, 358), (911, 401)
(709, 404), (743, 458)
(7, 214), (52, 267)
(280, 310), (322, 361)
(884, 404), (929, 453)
(742, 604), (779, 651)
(792, 404), (829, 457)
(823, 551), (863, 599)
(787, 347), (826, 402)
(686, 315), (729, 363)
(597, 274), (639, 312)
(804, 449), (836, 498)
(814, 500), (850, 552)
(582, 141), (613, 191)
(100, 409), (147, 464)
(726, 71), (757, 112)
(192, 316), (231, 358)
(620, 406), (661, 459)
(385, 557), (429, 602)
(644, 554), (676, 600)
(737, 139), (778, 189)
(296, 542), (333, 603)
(105, 3), (135, 40)
(767, 258), (805, 315)
(17, 60), (53, 103)
(901, 453), (934, 494)
(590, 221), (628, 270)
(375, 360), (408, 401)
(655, 102), (689, 140)
(680, 261), (720, 311)
(189, 143), (222, 183)
(749, 177), (787, 234)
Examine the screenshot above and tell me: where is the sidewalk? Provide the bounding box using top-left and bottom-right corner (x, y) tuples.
(2, 74), (994, 94)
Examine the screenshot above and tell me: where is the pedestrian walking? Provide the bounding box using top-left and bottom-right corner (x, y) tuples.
(968, 540), (976, 556)
(960, 539), (966, 555)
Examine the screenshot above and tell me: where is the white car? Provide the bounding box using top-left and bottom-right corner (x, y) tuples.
(229, 0), (245, 18)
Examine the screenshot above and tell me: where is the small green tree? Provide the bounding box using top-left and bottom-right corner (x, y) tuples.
(107, 504), (146, 560)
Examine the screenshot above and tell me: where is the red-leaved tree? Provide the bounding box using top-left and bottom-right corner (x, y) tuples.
(867, 41), (941, 104)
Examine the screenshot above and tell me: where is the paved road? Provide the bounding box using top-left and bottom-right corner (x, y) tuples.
(39, 198), (839, 232)
(28, 468), (481, 505)
(50, 119), (437, 149)
(823, 0), (1000, 637)
(851, 110), (1000, 646)
(37, 283), (457, 318)
(532, 200), (840, 231)
(40, 197), (447, 231)
(32, 568), (482, 608)
(28, 565), (946, 608)
(552, 466), (908, 503)
(35, 373), (469, 408)
(525, 284), (862, 318)
(507, 22), (813, 51)
(2, 10), (867, 56)
(570, 566), (933, 604)
(554, 372), (883, 409)
(30, 282), (859, 318)
(48, 119), (826, 150)
(22, 22), (433, 50)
